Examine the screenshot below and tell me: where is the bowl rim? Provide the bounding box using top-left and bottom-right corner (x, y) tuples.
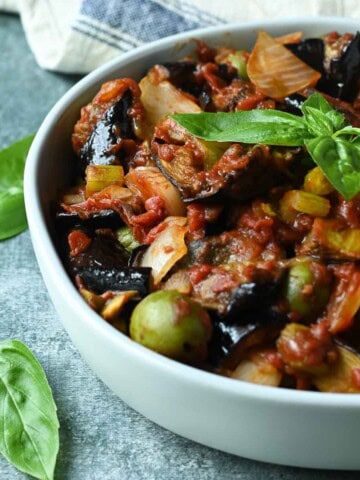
(24, 15), (360, 408)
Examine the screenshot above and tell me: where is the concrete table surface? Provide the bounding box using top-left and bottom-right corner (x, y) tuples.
(0, 12), (358, 480)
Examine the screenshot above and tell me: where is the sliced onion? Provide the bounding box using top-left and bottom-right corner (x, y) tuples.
(139, 75), (200, 139)
(275, 32), (302, 44)
(247, 31), (321, 99)
(314, 345), (360, 393)
(327, 265), (360, 334)
(125, 166), (186, 216)
(231, 349), (282, 386)
(140, 217), (188, 285)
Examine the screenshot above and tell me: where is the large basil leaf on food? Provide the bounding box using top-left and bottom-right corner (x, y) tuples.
(0, 340), (59, 480)
(172, 110), (307, 146)
(0, 135), (34, 240)
(301, 93), (345, 136)
(305, 135), (360, 200)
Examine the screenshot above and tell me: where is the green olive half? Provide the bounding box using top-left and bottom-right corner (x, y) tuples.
(130, 290), (212, 364)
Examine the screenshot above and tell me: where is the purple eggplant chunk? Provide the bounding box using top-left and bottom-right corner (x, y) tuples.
(75, 266), (151, 297)
(80, 89), (135, 172)
(209, 311), (285, 368)
(225, 280), (283, 322)
(321, 32), (360, 102)
(67, 233), (151, 296)
(56, 209), (123, 231)
(286, 39), (325, 73)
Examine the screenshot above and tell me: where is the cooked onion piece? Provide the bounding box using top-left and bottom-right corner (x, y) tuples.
(247, 31), (321, 99)
(125, 166), (185, 216)
(139, 74), (200, 139)
(326, 264), (360, 334)
(231, 349), (282, 387)
(279, 190), (331, 223)
(140, 217), (188, 285)
(314, 345), (360, 393)
(275, 32), (302, 44)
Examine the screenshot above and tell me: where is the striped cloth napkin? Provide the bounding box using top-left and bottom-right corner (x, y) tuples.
(1, 0), (358, 73)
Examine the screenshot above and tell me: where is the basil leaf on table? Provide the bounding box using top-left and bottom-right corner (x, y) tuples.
(172, 110), (308, 146)
(305, 136), (360, 200)
(0, 135), (34, 241)
(0, 340), (59, 480)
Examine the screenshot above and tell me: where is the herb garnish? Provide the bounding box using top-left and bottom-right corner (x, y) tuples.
(0, 135), (34, 241)
(172, 93), (360, 200)
(0, 340), (59, 480)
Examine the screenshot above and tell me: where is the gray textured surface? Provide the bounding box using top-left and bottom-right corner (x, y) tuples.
(0, 12), (359, 480)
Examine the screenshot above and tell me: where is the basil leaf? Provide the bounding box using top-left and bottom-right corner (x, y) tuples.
(301, 93), (345, 135)
(334, 125), (360, 137)
(301, 106), (335, 136)
(172, 110), (307, 146)
(0, 135), (34, 241)
(301, 92), (334, 114)
(0, 340), (59, 480)
(305, 136), (360, 200)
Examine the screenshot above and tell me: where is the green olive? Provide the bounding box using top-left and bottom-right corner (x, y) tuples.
(130, 290), (212, 363)
(285, 261), (330, 320)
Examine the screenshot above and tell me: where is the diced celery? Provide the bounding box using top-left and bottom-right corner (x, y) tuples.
(228, 50), (249, 80)
(85, 165), (124, 198)
(280, 190), (330, 223)
(304, 167), (334, 196)
(116, 226), (140, 252)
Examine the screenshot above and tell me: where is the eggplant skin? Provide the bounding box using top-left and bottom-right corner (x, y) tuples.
(67, 233), (151, 296)
(225, 280), (282, 322)
(75, 266), (151, 297)
(69, 233), (130, 272)
(281, 94), (306, 116)
(287, 34), (360, 102)
(320, 32), (360, 102)
(80, 89), (135, 172)
(56, 209), (123, 231)
(286, 39), (325, 73)
(161, 61), (201, 97)
(154, 144), (285, 204)
(208, 311), (285, 368)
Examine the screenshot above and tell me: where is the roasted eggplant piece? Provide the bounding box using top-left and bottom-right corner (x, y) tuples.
(68, 232), (151, 296)
(80, 90), (135, 171)
(225, 279), (283, 321)
(209, 311), (285, 368)
(152, 118), (296, 203)
(281, 93), (306, 115)
(186, 229), (284, 266)
(76, 267), (151, 297)
(286, 39), (325, 73)
(56, 209), (123, 231)
(287, 34), (360, 102)
(69, 232), (130, 271)
(163, 261), (284, 319)
(319, 32), (360, 102)
(161, 61), (201, 97)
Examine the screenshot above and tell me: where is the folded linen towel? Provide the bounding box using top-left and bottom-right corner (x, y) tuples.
(0, 0), (359, 73)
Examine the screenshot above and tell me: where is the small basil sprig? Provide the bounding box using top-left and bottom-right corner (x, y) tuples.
(172, 93), (360, 200)
(0, 340), (59, 480)
(0, 135), (34, 241)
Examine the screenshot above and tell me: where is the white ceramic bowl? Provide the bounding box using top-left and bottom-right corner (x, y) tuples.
(24, 16), (360, 470)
